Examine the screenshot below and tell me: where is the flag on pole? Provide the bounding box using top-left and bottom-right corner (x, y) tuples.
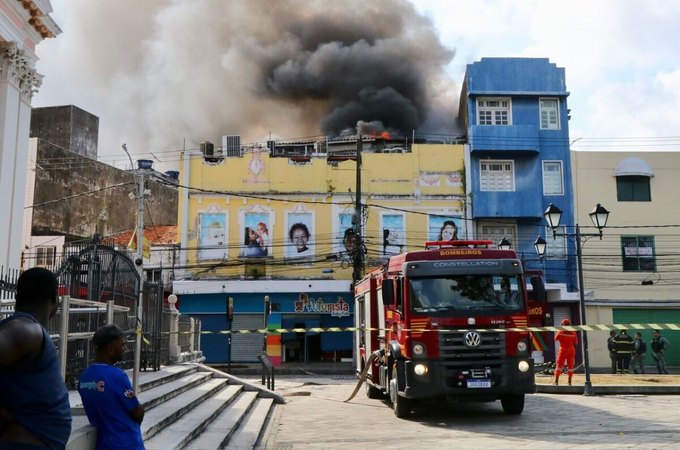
(128, 229), (151, 259)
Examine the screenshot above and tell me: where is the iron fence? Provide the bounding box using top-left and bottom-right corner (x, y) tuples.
(1, 238), (178, 389)
(178, 315), (193, 353)
(0, 266), (19, 301)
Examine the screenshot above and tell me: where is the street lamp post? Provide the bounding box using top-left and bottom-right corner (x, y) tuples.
(536, 203), (610, 396)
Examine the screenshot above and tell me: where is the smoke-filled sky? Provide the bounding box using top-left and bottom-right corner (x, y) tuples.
(34, 0), (680, 171)
(33, 0), (457, 170)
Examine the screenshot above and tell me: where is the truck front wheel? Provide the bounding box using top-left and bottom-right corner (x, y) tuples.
(389, 371), (411, 418)
(501, 394), (525, 415)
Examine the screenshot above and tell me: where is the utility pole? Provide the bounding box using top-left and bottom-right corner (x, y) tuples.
(352, 135), (363, 285)
(123, 144), (147, 394)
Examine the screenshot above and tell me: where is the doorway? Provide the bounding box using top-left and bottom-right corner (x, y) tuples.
(282, 315), (322, 362)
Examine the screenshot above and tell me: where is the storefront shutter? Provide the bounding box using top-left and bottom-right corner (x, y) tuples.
(231, 313), (265, 363)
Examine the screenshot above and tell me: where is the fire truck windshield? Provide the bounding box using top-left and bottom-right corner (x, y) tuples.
(409, 274), (523, 313)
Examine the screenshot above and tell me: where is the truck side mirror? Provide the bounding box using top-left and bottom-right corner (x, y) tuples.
(395, 279), (403, 311)
(530, 276), (546, 302)
(382, 280), (394, 306)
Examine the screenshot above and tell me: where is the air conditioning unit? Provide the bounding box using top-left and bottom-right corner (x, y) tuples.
(201, 141), (214, 157)
(222, 135), (241, 157)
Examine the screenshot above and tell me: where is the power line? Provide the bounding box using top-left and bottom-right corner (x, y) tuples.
(27, 182), (134, 209)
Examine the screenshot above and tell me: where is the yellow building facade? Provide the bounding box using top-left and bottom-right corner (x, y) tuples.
(173, 142), (466, 365)
(177, 143), (466, 281)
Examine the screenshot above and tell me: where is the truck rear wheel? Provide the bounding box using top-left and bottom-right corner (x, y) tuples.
(366, 381), (383, 399)
(389, 371), (411, 418)
(501, 394), (525, 415)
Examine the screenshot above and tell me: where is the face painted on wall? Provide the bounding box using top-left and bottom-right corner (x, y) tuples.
(441, 224), (456, 240)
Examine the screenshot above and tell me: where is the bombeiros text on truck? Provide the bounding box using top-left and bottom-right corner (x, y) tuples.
(354, 239), (539, 417)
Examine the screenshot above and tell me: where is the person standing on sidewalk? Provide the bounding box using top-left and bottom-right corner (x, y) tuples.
(631, 332), (647, 374)
(607, 330), (617, 374)
(78, 324), (145, 450)
(0, 267), (72, 450)
(614, 329), (634, 373)
(553, 319), (578, 386)
(651, 329), (670, 374)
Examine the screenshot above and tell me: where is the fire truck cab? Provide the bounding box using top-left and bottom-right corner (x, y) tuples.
(354, 240), (536, 417)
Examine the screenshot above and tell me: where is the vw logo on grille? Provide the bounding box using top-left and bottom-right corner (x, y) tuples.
(464, 331), (482, 348)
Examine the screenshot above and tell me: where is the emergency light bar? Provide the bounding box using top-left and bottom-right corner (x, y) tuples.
(424, 240), (494, 249)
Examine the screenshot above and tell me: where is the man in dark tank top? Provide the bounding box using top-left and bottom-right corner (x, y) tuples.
(0, 267), (72, 449)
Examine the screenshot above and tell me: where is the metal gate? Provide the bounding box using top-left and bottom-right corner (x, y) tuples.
(53, 237), (170, 384)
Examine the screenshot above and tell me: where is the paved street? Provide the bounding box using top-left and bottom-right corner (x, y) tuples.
(257, 376), (680, 449)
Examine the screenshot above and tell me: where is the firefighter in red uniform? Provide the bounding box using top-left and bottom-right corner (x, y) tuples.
(553, 319), (579, 386)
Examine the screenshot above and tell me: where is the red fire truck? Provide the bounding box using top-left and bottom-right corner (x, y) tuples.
(354, 240), (537, 417)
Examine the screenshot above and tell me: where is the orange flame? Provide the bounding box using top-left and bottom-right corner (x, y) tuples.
(369, 131), (391, 139)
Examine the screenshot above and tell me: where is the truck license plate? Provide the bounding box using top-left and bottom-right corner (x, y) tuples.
(467, 379), (491, 388)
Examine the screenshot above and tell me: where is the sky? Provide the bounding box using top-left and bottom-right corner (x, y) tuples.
(33, 0), (680, 172)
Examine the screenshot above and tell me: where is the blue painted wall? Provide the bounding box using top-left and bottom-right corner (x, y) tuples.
(462, 57), (575, 288)
(177, 290), (353, 363)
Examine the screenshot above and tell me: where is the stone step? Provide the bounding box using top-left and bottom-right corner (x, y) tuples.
(139, 371), (215, 411)
(68, 364), (199, 415)
(144, 384), (243, 450)
(183, 391), (259, 450)
(67, 363), (280, 450)
(225, 397), (275, 449)
(142, 377), (229, 441)
(138, 364), (200, 392)
(70, 371), (214, 415)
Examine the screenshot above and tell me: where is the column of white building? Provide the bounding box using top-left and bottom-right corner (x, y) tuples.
(0, 1), (60, 270)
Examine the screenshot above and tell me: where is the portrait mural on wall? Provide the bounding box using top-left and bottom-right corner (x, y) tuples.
(239, 213), (271, 258)
(199, 212), (227, 260)
(336, 213), (355, 260)
(428, 215), (462, 242)
(286, 212), (314, 259)
(382, 214), (405, 256)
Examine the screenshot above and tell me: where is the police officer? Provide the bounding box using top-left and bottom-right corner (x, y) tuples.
(631, 332), (647, 374)
(613, 329), (634, 374)
(651, 330), (670, 374)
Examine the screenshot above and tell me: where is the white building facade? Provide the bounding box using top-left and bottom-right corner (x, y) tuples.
(0, 0), (59, 270)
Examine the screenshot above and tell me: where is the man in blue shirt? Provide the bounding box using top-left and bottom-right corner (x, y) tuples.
(0, 267), (71, 449)
(78, 324), (145, 450)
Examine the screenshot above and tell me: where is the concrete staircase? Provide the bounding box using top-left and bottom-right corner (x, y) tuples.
(67, 363), (283, 450)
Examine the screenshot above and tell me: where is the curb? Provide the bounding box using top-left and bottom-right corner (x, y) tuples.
(536, 384), (680, 395)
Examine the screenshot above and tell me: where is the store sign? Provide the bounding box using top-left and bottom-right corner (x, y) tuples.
(294, 294), (350, 317)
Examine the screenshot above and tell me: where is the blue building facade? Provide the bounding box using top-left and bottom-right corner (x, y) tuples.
(173, 279), (353, 364)
(460, 58), (577, 301)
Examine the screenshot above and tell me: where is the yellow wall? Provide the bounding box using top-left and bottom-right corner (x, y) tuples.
(178, 144), (465, 280)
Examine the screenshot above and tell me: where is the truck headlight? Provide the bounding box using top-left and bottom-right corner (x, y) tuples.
(414, 363), (428, 376)
(517, 341), (527, 352)
(518, 360), (530, 372)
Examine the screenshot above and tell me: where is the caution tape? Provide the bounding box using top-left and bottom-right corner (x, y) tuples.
(156, 323), (680, 335)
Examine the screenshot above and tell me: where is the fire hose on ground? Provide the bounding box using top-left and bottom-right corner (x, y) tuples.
(344, 350), (382, 403)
